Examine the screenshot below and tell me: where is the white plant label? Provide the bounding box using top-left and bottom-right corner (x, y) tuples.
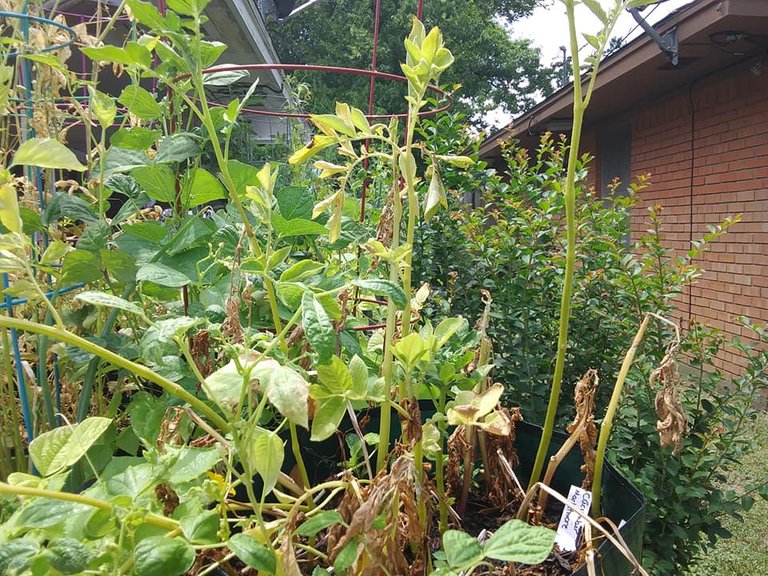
(554, 485), (592, 552)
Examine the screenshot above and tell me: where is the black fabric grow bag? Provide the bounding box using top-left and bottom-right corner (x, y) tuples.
(515, 421), (646, 576)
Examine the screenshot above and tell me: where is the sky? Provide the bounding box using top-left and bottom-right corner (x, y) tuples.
(486, 0), (694, 126)
(511, 0), (693, 64)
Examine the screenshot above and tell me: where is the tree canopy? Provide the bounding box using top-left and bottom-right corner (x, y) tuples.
(268, 0), (555, 126)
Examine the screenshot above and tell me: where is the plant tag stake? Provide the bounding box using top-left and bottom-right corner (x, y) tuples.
(554, 485), (592, 552)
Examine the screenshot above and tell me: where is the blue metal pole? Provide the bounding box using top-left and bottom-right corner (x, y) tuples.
(2, 273), (34, 441)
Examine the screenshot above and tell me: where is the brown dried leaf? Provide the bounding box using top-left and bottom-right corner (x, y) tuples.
(221, 296), (244, 344)
(566, 369), (599, 487)
(653, 356), (688, 455)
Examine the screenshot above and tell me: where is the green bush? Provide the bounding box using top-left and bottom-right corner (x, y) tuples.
(415, 129), (640, 420)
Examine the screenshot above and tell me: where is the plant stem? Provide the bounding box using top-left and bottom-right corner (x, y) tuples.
(0, 316), (230, 432)
(591, 313), (650, 515)
(0, 482), (178, 531)
(528, 0), (583, 489)
(376, 145), (402, 474)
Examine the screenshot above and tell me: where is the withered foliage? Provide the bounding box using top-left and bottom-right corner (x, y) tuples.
(190, 329), (215, 378)
(652, 349), (688, 456)
(566, 369), (599, 488)
(446, 425), (469, 500)
(484, 407), (524, 509)
(280, 515), (302, 576)
(155, 483), (180, 516)
(157, 407), (185, 449)
(221, 296), (244, 344)
(402, 398), (423, 445)
(327, 456), (426, 575)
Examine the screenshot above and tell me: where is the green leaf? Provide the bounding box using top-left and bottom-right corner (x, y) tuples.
(131, 164), (177, 203)
(16, 499), (89, 529)
(203, 67), (251, 86)
(29, 417), (112, 476)
(434, 154), (474, 168)
(130, 392), (165, 445)
(582, 0), (608, 24)
(0, 540), (39, 575)
(133, 537), (195, 576)
(76, 291), (147, 318)
(111, 127), (161, 150)
(88, 87), (117, 129)
(228, 533), (276, 573)
(333, 537), (359, 573)
(583, 33), (601, 50)
(0, 181), (22, 233)
(200, 40), (227, 67)
(393, 332), (430, 368)
(165, 217), (214, 256)
(280, 260), (325, 282)
(312, 114), (356, 137)
(136, 261), (192, 287)
(310, 396), (345, 441)
(41, 193), (98, 225)
(11, 138), (86, 171)
(140, 316), (199, 364)
(442, 530), (483, 569)
(82, 45), (140, 66)
(351, 279), (407, 308)
(316, 356), (353, 395)
(103, 147), (148, 177)
(102, 249), (139, 283)
(185, 168), (226, 207)
(248, 427), (284, 496)
(272, 214), (327, 237)
(434, 317), (466, 350)
(119, 85), (163, 121)
(46, 538), (92, 574)
(76, 221), (111, 256)
(167, 446), (222, 483)
(295, 511), (344, 537)
(126, 0), (166, 29)
(302, 291), (336, 363)
(264, 364), (310, 429)
(227, 160), (260, 198)
(275, 186), (314, 220)
(424, 167), (447, 222)
(267, 246), (292, 270)
(155, 134), (200, 164)
(483, 519), (556, 564)
(348, 354), (368, 399)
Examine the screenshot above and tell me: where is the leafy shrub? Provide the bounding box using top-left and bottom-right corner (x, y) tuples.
(415, 130), (641, 420)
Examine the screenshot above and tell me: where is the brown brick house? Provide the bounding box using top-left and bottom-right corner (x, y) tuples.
(478, 0), (768, 375)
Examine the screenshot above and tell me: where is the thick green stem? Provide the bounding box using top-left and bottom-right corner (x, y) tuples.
(0, 316), (230, 433)
(376, 147), (403, 474)
(0, 482), (178, 531)
(528, 0), (584, 490)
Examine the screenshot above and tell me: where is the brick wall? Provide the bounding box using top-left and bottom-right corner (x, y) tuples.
(601, 60), (768, 375)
